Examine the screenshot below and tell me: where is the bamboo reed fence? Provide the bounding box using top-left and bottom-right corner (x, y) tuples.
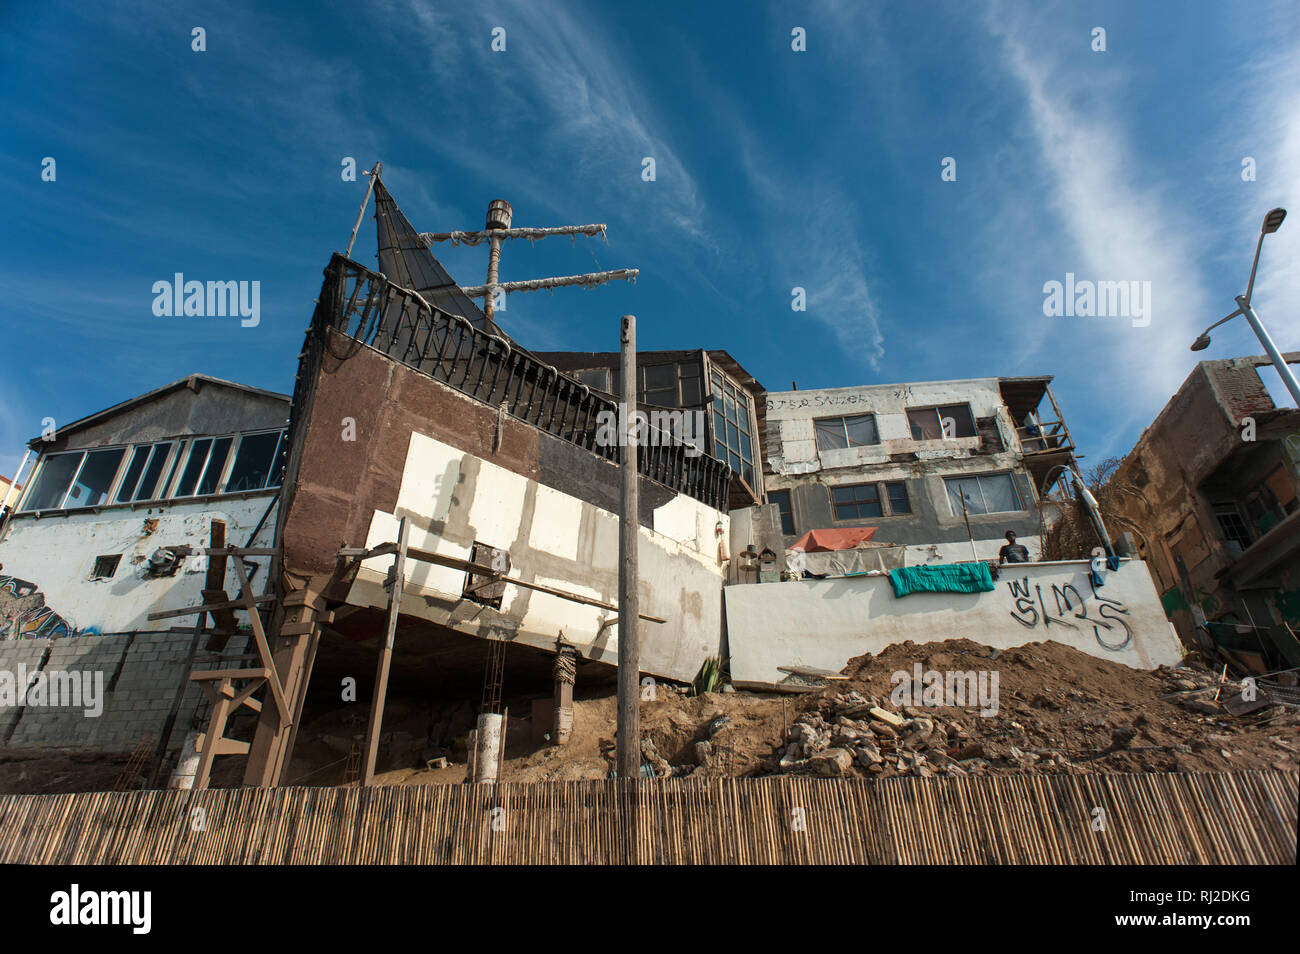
(0, 770), (1293, 865)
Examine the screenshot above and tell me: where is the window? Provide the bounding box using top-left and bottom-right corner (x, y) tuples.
(639, 361), (704, 408)
(769, 490), (795, 535)
(464, 542), (510, 609)
(114, 442), (176, 503)
(22, 452), (85, 510)
(22, 448), (127, 511)
(886, 481), (911, 514)
(814, 414), (879, 452)
(833, 483), (882, 519)
(907, 404), (976, 441)
(710, 370), (756, 487)
(225, 430), (284, 492)
(573, 368), (610, 392)
(90, 555), (121, 580)
(1214, 503), (1252, 556)
(945, 473), (1022, 515)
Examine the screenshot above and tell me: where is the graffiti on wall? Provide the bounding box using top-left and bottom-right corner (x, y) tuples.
(0, 575), (89, 640)
(1006, 574), (1133, 651)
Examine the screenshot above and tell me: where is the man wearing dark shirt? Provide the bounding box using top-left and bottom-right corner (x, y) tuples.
(999, 530), (1030, 564)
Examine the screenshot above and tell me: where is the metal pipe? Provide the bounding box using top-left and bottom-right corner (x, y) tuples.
(1237, 296), (1300, 407)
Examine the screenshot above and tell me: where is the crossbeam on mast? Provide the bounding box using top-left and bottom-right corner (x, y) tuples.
(429, 268), (639, 300)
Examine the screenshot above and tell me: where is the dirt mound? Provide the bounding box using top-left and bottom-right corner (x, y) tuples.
(766, 639), (1299, 779)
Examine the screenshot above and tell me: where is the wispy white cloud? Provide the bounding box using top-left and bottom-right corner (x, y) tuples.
(981, 3), (1218, 454)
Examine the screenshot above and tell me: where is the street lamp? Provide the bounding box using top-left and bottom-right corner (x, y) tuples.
(1190, 208), (1300, 407)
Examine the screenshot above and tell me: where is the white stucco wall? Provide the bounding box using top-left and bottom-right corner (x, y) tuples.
(764, 378), (1020, 477)
(0, 496), (278, 637)
(347, 432), (729, 683)
(726, 559), (1184, 689)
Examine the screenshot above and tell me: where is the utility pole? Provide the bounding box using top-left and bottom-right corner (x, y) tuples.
(617, 315), (640, 781)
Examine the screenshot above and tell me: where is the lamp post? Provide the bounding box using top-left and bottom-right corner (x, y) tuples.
(1191, 208), (1300, 407)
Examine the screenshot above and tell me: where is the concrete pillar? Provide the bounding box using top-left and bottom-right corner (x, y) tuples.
(168, 731), (201, 790)
(472, 713), (504, 783)
(553, 643), (576, 745)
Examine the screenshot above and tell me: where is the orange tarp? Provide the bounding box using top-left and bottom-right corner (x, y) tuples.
(788, 527), (878, 552)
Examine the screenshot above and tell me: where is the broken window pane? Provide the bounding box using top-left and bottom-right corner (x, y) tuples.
(226, 431), (282, 492)
(22, 452), (83, 511)
(63, 448), (125, 509)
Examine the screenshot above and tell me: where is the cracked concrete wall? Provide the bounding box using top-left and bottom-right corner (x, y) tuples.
(762, 379), (1043, 560)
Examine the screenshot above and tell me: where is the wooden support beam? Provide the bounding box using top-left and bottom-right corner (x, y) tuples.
(189, 668), (272, 682)
(362, 517), (409, 786)
(147, 595), (276, 622)
(617, 314), (640, 781)
(232, 558), (290, 726)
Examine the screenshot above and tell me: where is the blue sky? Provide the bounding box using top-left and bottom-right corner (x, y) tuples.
(2, 0), (1297, 483)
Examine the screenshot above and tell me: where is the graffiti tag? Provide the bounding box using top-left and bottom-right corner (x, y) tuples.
(0, 575), (85, 640)
(1006, 575), (1133, 651)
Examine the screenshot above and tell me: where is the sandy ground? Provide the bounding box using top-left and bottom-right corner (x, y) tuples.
(3, 638), (1296, 794)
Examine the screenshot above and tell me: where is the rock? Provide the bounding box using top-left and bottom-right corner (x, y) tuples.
(869, 707), (905, 728)
(869, 721), (898, 740)
(694, 741), (713, 765)
(856, 741), (884, 766)
(902, 717), (935, 743)
(721, 684), (736, 693)
(1183, 700), (1220, 715)
(957, 742), (985, 760)
(1111, 725), (1137, 749)
(810, 748), (854, 777)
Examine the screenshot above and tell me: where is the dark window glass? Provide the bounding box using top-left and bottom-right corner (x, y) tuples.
(134, 443), (173, 501)
(815, 414), (878, 451)
(196, 437), (234, 496)
(226, 431), (282, 492)
(887, 481), (911, 514)
(681, 376), (701, 407)
(644, 364), (675, 392)
(176, 438), (213, 497)
(936, 404), (976, 438)
(115, 446), (151, 503)
(63, 448), (125, 509)
(769, 490), (795, 535)
(22, 453), (83, 510)
(833, 483), (882, 519)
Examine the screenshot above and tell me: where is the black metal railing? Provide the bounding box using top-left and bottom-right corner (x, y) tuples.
(315, 254), (732, 511)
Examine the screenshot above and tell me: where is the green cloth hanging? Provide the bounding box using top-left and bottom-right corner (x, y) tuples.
(888, 561), (996, 598)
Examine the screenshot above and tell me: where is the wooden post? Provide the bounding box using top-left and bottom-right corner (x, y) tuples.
(362, 517), (408, 785)
(484, 233), (502, 322)
(617, 315), (640, 780)
(345, 162), (381, 258)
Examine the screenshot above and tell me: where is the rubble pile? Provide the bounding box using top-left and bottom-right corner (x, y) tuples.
(760, 639), (1300, 779)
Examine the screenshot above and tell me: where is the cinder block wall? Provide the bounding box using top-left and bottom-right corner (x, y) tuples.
(0, 631), (250, 754)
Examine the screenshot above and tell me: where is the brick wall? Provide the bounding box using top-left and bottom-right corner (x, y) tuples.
(0, 631), (250, 754)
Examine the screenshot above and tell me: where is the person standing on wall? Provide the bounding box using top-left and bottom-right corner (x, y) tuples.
(999, 530), (1030, 564)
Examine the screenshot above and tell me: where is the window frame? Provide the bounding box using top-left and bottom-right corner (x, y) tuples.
(830, 479), (913, 521)
(907, 403), (976, 441)
(943, 472), (1024, 516)
(16, 427), (286, 514)
(769, 489), (795, 535)
(813, 413), (880, 452)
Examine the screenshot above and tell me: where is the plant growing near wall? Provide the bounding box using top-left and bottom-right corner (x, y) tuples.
(690, 656), (723, 696)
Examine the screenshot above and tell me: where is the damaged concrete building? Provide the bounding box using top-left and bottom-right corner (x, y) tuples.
(0, 176), (1190, 787)
(0, 374), (288, 752)
(750, 375), (1076, 566)
(1102, 355), (1300, 674)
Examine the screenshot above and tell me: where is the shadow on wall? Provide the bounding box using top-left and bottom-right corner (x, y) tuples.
(0, 575), (98, 640)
